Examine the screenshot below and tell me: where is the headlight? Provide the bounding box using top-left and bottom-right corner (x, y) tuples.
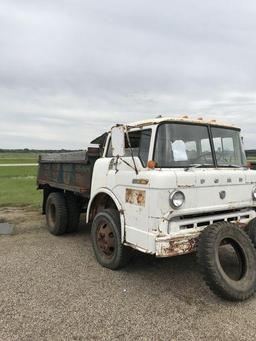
(169, 190), (185, 209)
(252, 187), (256, 200)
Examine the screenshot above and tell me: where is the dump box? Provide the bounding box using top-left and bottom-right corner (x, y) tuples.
(37, 148), (100, 197)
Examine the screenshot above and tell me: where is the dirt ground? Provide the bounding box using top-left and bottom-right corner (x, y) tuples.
(1, 207), (256, 340)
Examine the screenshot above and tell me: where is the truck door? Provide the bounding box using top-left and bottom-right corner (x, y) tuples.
(105, 129), (152, 251)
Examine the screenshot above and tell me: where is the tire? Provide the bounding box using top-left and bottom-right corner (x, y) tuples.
(91, 209), (132, 270)
(197, 222), (256, 301)
(45, 192), (68, 235)
(65, 192), (80, 233)
(246, 218), (256, 248)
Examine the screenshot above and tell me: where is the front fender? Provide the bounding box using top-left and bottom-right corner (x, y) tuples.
(86, 188), (126, 242)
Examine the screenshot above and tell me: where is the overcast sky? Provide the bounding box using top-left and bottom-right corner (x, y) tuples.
(1, 0), (256, 149)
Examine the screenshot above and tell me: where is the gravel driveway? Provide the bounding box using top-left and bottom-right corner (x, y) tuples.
(0, 207), (256, 340)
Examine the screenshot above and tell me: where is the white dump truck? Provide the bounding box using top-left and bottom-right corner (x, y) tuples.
(37, 116), (256, 301)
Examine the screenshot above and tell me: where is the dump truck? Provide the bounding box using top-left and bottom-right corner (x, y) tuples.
(37, 116), (256, 301)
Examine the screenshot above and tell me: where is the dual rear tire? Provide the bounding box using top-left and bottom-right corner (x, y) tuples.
(45, 192), (80, 235)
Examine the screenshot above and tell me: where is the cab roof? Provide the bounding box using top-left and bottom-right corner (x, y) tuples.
(91, 115), (239, 145)
(128, 116), (239, 130)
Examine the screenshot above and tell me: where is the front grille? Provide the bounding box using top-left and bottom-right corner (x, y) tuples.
(169, 208), (254, 232)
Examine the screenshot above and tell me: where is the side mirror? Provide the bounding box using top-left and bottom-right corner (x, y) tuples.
(111, 125), (125, 157)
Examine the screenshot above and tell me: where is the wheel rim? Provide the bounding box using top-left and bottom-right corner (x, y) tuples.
(96, 221), (116, 259)
(217, 238), (247, 281)
(48, 203), (56, 227)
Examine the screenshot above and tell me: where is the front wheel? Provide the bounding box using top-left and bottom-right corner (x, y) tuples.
(91, 209), (132, 270)
(197, 222), (256, 301)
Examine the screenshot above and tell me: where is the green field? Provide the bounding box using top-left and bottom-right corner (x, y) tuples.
(0, 152), (38, 164)
(0, 153), (41, 207)
(0, 158), (38, 164)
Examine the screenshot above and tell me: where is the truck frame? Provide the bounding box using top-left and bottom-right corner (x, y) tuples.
(37, 116), (256, 301)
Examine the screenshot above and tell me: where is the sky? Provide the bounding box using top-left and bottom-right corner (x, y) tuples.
(0, 0), (256, 149)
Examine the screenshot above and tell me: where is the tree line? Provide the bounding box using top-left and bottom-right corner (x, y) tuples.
(0, 148), (82, 153)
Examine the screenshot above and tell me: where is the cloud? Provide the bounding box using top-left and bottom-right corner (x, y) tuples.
(0, 0), (256, 148)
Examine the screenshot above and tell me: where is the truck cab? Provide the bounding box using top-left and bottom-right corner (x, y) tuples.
(38, 116), (256, 301)
(88, 117), (256, 256)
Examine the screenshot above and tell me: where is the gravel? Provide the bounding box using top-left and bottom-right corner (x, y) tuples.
(1, 207), (256, 340)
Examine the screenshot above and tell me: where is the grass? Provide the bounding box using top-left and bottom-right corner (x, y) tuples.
(0, 153), (41, 207)
(0, 166), (37, 178)
(0, 158), (38, 164)
(0, 152), (38, 158)
(0, 152), (38, 164)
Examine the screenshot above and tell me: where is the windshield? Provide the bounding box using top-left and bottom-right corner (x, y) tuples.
(154, 123), (246, 168)
(211, 127), (246, 167)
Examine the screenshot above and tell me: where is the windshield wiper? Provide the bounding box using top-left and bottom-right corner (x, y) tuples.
(184, 164), (212, 171)
(218, 164), (245, 169)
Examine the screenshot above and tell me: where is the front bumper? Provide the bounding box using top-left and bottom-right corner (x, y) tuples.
(155, 208), (256, 257)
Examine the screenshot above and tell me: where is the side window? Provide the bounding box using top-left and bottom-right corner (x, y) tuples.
(139, 130), (152, 166)
(106, 129), (152, 167)
(125, 131), (141, 157)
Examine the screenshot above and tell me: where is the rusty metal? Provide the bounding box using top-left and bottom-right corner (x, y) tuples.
(156, 219), (251, 258)
(155, 228), (203, 257)
(125, 188), (146, 206)
(164, 236), (199, 257)
(37, 150), (99, 196)
(156, 234), (199, 257)
(96, 222), (115, 258)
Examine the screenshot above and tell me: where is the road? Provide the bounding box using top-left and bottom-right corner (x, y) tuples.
(0, 164), (38, 167)
(0, 207), (256, 340)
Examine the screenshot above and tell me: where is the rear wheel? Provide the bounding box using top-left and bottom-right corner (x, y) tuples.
(45, 192), (68, 235)
(91, 209), (132, 270)
(65, 192), (81, 233)
(197, 222), (256, 301)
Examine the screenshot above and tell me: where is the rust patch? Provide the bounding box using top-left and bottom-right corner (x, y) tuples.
(157, 234), (200, 257)
(125, 189), (146, 207)
(163, 237), (199, 257)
